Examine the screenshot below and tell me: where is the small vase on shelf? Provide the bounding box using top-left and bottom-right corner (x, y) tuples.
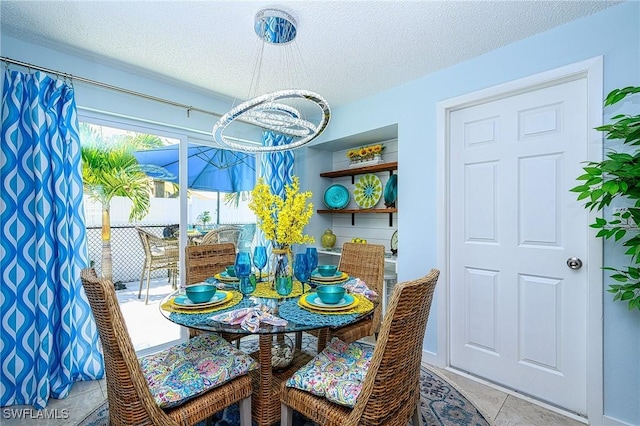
(321, 229), (336, 250)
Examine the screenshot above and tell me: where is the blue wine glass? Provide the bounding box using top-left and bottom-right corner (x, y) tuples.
(235, 252), (254, 295)
(305, 247), (318, 274)
(253, 246), (267, 282)
(294, 253), (311, 294)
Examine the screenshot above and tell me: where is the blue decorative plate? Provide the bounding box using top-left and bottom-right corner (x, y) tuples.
(311, 269), (342, 279)
(215, 272), (240, 282)
(323, 184), (350, 209)
(175, 291), (228, 307)
(384, 174), (397, 207)
(305, 293), (356, 310)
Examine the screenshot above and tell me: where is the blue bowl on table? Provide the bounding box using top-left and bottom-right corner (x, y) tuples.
(225, 266), (237, 277)
(316, 265), (338, 277)
(316, 285), (346, 304)
(185, 284), (217, 303)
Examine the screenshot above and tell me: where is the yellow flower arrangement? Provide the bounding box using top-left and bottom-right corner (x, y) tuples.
(347, 143), (385, 162)
(249, 176), (315, 248)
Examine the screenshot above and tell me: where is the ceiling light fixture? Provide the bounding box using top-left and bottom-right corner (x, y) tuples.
(212, 8), (331, 153)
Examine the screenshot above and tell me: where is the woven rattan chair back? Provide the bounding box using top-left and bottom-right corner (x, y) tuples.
(185, 243), (237, 285)
(333, 242), (386, 341)
(281, 269), (440, 426)
(80, 268), (252, 426)
(200, 226), (241, 247)
(184, 243), (243, 343)
(135, 226), (179, 304)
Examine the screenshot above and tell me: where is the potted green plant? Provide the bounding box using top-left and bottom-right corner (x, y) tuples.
(571, 86), (640, 311)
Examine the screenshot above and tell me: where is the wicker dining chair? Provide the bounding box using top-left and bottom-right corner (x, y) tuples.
(331, 242), (386, 342)
(184, 243), (246, 345)
(185, 243), (236, 285)
(199, 225), (242, 247)
(136, 226), (179, 304)
(281, 269), (440, 426)
(305, 242), (386, 350)
(80, 268), (253, 426)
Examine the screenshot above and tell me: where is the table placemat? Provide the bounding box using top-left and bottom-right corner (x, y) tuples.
(278, 295), (373, 327)
(161, 290), (243, 314)
(250, 280), (305, 298)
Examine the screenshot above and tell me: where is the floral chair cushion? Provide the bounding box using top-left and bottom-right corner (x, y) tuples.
(285, 337), (374, 408)
(140, 333), (258, 408)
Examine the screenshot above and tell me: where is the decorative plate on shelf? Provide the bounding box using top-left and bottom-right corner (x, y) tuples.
(323, 184), (350, 209)
(390, 230), (398, 255)
(384, 174), (398, 207)
(353, 174), (382, 209)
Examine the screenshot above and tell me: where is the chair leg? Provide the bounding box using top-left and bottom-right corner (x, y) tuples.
(411, 403), (422, 426)
(238, 396), (252, 426)
(138, 261), (147, 299)
(145, 267), (152, 305)
(280, 403), (294, 426)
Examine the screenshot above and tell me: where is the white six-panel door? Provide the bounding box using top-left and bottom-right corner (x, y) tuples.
(449, 78), (589, 415)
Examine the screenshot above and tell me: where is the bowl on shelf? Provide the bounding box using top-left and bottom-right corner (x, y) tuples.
(316, 285), (346, 304)
(316, 265), (338, 277)
(225, 265), (237, 277)
(185, 284), (217, 303)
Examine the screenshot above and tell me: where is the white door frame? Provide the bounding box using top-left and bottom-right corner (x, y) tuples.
(432, 56), (604, 422)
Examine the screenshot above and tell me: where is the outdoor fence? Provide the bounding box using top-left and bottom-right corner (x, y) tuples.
(87, 223), (256, 285)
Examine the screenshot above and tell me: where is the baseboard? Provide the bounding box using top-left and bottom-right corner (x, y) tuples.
(421, 348), (443, 367)
(602, 415), (636, 426)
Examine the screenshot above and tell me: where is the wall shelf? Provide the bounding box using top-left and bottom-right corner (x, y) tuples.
(320, 161), (397, 184)
(318, 161), (398, 226)
(317, 208), (397, 226)
(317, 208), (397, 214)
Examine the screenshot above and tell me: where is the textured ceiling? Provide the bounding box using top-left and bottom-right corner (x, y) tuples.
(1, 1), (621, 108)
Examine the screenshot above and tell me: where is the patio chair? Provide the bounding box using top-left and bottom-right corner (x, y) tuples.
(136, 226), (179, 304)
(305, 242), (385, 351)
(199, 225), (242, 247)
(185, 243), (245, 345)
(280, 269), (440, 426)
(80, 268), (253, 426)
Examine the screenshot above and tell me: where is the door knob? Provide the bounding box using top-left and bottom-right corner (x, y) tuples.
(566, 257), (583, 269)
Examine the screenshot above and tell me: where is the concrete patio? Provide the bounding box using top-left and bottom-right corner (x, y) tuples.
(115, 276), (182, 352)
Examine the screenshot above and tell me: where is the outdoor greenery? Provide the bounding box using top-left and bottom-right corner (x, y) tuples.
(80, 123), (168, 281)
(224, 191), (251, 208)
(571, 86), (640, 311)
(197, 210), (212, 227)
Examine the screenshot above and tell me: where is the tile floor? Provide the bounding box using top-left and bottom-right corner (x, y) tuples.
(2, 277), (587, 426)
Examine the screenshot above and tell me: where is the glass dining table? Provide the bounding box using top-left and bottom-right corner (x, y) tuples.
(159, 278), (376, 426)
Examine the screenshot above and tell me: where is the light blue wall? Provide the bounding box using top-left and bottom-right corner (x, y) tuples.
(309, 2), (640, 424)
(2, 2), (638, 423)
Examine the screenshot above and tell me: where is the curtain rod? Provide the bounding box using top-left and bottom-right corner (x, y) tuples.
(0, 56), (222, 119)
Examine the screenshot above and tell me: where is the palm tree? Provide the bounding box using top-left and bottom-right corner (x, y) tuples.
(81, 145), (153, 280)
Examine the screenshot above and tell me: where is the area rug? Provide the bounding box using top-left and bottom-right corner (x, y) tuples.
(77, 336), (491, 426)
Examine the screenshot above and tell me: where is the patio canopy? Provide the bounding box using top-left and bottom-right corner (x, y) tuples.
(133, 143), (256, 192)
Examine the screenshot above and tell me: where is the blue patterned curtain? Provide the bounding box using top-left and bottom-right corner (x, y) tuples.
(257, 131), (295, 249)
(0, 69), (104, 409)
(261, 131), (294, 195)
